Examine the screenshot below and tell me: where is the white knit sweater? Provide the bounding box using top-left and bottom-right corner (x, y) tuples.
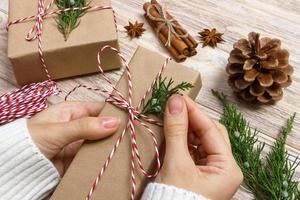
(0, 119), (207, 200)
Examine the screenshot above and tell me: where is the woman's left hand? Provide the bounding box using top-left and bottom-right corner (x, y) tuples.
(27, 101), (120, 175)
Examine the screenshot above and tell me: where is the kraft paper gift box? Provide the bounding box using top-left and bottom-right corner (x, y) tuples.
(7, 0), (121, 85)
(50, 46), (202, 200)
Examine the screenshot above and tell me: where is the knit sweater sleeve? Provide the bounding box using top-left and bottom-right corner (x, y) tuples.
(141, 183), (209, 200)
(0, 119), (60, 200)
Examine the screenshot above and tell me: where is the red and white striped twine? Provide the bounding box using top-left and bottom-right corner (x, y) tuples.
(1, 0), (116, 125)
(0, 80), (59, 125)
(65, 45), (171, 200)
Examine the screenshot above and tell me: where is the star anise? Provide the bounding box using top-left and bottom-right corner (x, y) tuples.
(198, 28), (224, 48)
(124, 21), (146, 39)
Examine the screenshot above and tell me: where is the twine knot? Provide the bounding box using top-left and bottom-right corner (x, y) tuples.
(26, 0), (54, 41)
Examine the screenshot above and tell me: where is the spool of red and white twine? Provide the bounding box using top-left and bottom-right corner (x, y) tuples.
(1, 0), (116, 125)
(66, 45), (172, 200)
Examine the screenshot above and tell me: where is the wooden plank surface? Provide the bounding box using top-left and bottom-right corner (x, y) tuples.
(0, 0), (299, 199)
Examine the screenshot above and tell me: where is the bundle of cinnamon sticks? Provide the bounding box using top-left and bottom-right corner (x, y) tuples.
(143, 0), (198, 62)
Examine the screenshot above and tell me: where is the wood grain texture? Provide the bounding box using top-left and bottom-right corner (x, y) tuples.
(0, 0), (299, 199)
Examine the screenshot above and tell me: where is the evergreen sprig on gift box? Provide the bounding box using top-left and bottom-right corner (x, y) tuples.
(55, 0), (89, 41)
(141, 76), (193, 118)
(212, 90), (300, 200)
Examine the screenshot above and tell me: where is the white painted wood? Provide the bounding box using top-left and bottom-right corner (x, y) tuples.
(0, 0), (299, 199)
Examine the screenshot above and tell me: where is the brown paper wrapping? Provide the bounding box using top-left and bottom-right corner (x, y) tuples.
(7, 0), (121, 85)
(50, 46), (202, 200)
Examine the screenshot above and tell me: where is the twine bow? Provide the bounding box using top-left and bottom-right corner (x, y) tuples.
(1, 0), (115, 125)
(146, 4), (188, 46)
(65, 45), (172, 200)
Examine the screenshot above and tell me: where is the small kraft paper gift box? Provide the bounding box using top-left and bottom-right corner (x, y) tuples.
(50, 46), (202, 200)
(7, 0), (121, 85)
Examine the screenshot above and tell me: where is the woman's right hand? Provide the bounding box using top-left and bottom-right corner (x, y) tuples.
(157, 95), (243, 200)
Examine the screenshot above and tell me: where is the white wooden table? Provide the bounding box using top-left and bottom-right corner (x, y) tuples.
(0, 1), (299, 199)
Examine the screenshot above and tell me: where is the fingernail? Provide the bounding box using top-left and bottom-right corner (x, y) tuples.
(101, 117), (119, 128)
(168, 95), (184, 115)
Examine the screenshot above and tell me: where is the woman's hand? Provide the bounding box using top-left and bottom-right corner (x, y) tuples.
(157, 95), (243, 200)
(27, 101), (119, 176)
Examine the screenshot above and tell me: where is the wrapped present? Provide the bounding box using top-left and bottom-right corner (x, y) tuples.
(50, 46), (202, 200)
(7, 0), (121, 85)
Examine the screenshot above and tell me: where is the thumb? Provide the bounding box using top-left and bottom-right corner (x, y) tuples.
(164, 95), (189, 159)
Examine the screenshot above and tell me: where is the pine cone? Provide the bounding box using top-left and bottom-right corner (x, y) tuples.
(226, 32), (293, 103)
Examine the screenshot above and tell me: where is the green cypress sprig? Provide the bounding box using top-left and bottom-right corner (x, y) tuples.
(141, 76), (193, 118)
(55, 0), (89, 41)
(212, 89), (300, 200)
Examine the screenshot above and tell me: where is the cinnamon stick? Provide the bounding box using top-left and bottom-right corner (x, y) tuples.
(143, 2), (189, 56)
(144, 0), (198, 59)
(145, 14), (186, 62)
(173, 24), (198, 56)
(173, 22), (198, 48)
(151, 0), (198, 50)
